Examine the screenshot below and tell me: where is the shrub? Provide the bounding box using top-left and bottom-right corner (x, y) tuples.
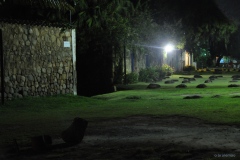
(138, 64), (175, 82)
(126, 72), (138, 84)
(154, 64), (174, 78)
(154, 66), (166, 79)
(139, 68), (158, 82)
(161, 64), (174, 75)
(183, 65), (195, 71)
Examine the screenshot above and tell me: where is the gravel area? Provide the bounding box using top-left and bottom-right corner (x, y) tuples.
(2, 115), (240, 159)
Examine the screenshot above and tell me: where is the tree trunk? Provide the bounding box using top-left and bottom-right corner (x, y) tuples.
(76, 36), (115, 96)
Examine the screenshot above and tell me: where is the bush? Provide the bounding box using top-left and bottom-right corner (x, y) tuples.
(126, 72), (138, 84)
(161, 64), (174, 75)
(183, 66), (195, 71)
(154, 66), (166, 79)
(138, 64), (174, 82)
(139, 68), (158, 82)
(154, 64), (174, 78)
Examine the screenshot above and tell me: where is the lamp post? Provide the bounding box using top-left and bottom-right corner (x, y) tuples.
(163, 44), (174, 64)
(164, 44), (174, 53)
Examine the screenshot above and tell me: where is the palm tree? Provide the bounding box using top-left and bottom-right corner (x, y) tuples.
(75, 0), (138, 96)
(0, 0), (75, 11)
(0, 0), (75, 24)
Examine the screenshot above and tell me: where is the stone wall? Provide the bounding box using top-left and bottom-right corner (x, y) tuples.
(0, 23), (74, 99)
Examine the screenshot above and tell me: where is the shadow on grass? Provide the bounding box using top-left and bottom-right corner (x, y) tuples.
(6, 140), (79, 159)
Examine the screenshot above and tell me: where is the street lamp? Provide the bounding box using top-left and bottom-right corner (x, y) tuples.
(164, 44), (174, 53)
(163, 44), (174, 65)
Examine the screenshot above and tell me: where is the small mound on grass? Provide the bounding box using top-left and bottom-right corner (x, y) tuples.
(176, 84), (187, 88)
(228, 84), (240, 88)
(189, 78), (196, 81)
(232, 78), (240, 81)
(209, 75), (217, 80)
(179, 77), (195, 81)
(231, 95), (240, 98)
(183, 95), (202, 99)
(147, 83), (161, 89)
(211, 95), (221, 98)
(204, 79), (212, 83)
(125, 96), (141, 99)
(232, 75), (240, 78)
(196, 84), (207, 88)
(194, 75), (202, 78)
(164, 80), (174, 84)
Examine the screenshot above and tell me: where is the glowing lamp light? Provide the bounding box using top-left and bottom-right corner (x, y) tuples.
(164, 44), (174, 53)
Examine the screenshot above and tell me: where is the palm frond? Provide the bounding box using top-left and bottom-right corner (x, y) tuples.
(0, 0), (75, 12)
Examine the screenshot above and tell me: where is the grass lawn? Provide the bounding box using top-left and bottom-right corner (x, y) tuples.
(1, 73), (240, 147)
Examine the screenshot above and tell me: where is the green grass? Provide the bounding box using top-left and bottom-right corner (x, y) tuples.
(1, 73), (240, 147)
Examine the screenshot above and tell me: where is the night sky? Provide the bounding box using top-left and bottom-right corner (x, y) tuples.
(215, 0), (240, 24)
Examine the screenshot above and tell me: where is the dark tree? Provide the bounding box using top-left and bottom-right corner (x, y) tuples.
(0, 0), (75, 24)
(148, 0), (237, 67)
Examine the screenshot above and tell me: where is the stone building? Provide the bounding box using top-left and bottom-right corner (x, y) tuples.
(0, 22), (77, 100)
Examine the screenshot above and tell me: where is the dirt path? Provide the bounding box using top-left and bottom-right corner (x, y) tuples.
(3, 116), (240, 159)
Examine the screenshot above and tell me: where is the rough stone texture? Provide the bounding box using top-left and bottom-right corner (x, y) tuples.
(0, 23), (74, 99)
